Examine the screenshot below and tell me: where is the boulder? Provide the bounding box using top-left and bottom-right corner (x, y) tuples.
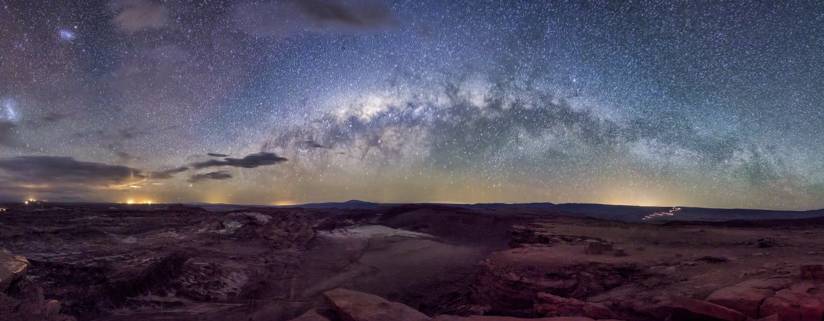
(44, 299), (62, 317)
(760, 284), (824, 321)
(323, 288), (431, 321)
(0, 249), (30, 291)
(534, 292), (614, 319)
(706, 279), (790, 317)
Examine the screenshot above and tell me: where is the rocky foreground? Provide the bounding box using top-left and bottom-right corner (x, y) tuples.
(2, 203), (824, 321)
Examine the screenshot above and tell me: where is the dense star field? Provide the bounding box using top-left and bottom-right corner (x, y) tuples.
(1, 0), (823, 209)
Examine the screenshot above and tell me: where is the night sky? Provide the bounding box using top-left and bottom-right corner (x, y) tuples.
(1, 0), (823, 209)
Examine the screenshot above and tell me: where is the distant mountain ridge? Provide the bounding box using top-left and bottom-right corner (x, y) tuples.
(290, 200), (824, 223)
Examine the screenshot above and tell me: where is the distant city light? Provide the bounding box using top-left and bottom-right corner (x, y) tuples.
(125, 198), (154, 205)
(271, 200), (297, 206)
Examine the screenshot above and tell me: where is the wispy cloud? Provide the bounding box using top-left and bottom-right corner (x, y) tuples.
(232, 0), (394, 38)
(0, 156), (145, 187)
(192, 152), (287, 169)
(188, 170), (232, 183)
(150, 166), (189, 179)
(111, 0), (169, 34)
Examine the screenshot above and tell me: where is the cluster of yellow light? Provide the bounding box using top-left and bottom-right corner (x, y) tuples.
(271, 200), (297, 206)
(23, 198), (37, 205)
(124, 198), (154, 205)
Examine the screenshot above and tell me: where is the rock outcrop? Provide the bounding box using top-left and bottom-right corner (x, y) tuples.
(1, 249), (76, 321)
(285, 287), (628, 321)
(759, 283), (824, 321)
(707, 278), (791, 317)
(472, 245), (646, 315)
(323, 288), (431, 321)
(0, 249), (29, 291)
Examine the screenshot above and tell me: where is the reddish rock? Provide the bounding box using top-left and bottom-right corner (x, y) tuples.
(706, 278), (790, 317)
(0, 249), (29, 291)
(44, 299), (62, 317)
(324, 288), (431, 321)
(535, 292), (614, 319)
(659, 296), (746, 321)
(472, 246), (644, 316)
(760, 284), (824, 321)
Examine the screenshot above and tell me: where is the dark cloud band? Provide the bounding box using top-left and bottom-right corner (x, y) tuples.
(188, 170), (232, 183)
(192, 152), (287, 169)
(0, 156), (144, 186)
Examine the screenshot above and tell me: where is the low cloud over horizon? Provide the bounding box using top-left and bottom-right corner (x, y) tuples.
(0, 152), (288, 202)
